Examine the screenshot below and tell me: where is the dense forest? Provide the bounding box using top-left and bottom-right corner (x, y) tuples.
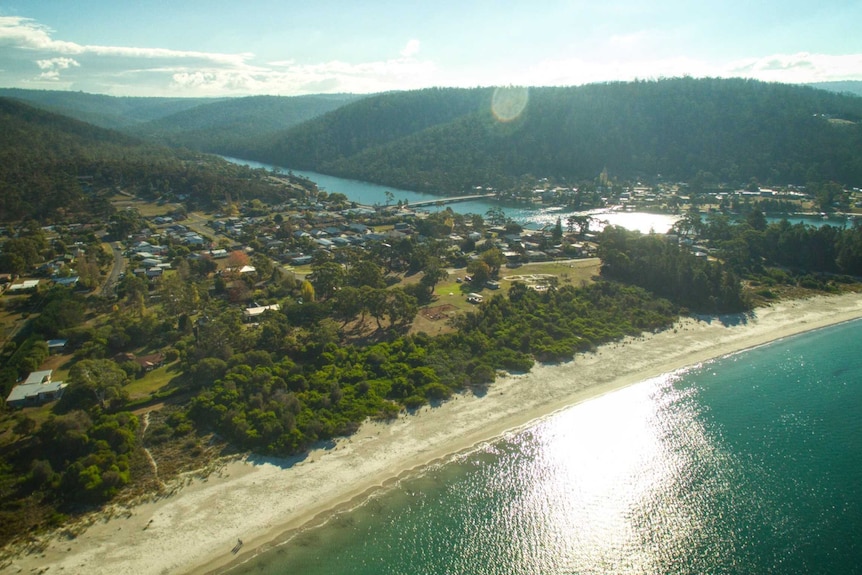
(0, 88), (220, 129)
(240, 78), (862, 192)
(0, 98), (315, 222)
(7, 80), (862, 195)
(0, 88), (361, 157)
(131, 94), (363, 155)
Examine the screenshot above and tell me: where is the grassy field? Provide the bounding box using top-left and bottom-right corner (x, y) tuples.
(123, 362), (181, 399)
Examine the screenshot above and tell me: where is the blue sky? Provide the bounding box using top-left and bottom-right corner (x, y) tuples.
(1, 0), (861, 97)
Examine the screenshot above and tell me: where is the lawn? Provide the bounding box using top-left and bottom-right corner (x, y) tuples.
(123, 361), (182, 400)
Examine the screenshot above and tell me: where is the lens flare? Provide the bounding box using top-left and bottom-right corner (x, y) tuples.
(491, 85), (529, 122)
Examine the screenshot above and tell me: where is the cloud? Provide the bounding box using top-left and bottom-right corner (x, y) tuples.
(169, 54), (438, 96)
(0, 16), (254, 67)
(0, 15), (437, 96)
(725, 52), (862, 83)
(401, 39), (421, 58)
(520, 52), (862, 88)
(35, 56), (80, 80)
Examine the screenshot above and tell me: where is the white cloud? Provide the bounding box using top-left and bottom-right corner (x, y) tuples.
(401, 39), (421, 58)
(724, 52), (862, 83)
(35, 56), (80, 80)
(0, 16), (254, 67)
(0, 15), (437, 96)
(520, 52), (862, 88)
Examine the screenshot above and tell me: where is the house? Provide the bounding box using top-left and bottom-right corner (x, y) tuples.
(53, 276), (80, 287)
(291, 255), (313, 265)
(5, 370), (67, 408)
(243, 303), (280, 321)
(467, 293), (484, 304)
(114, 352), (166, 372)
(7, 280), (39, 293)
(135, 353), (166, 372)
(47, 339), (68, 354)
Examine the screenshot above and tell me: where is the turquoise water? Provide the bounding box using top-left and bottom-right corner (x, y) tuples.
(225, 319), (862, 575)
(221, 156), (680, 233)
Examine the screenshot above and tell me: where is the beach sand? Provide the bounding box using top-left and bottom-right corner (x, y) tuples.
(3, 292), (862, 575)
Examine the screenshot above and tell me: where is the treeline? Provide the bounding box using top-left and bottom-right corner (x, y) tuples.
(598, 226), (749, 313)
(0, 97), (314, 222)
(237, 78), (862, 193)
(683, 209), (862, 278)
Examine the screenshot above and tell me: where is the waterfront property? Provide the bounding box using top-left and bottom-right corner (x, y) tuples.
(5, 370), (67, 408)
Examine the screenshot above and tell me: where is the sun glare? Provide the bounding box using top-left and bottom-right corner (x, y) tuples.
(491, 85), (529, 122)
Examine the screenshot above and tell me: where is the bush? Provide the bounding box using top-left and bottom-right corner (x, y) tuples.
(403, 395), (426, 410)
(756, 288), (777, 300)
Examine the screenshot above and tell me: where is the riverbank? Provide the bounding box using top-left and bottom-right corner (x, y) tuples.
(4, 293), (862, 575)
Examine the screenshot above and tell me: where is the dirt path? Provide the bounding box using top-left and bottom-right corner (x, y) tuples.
(140, 412), (167, 491)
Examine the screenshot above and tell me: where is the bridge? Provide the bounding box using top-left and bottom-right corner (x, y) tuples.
(406, 193), (497, 208)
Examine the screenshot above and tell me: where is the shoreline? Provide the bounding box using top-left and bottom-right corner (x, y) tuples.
(3, 293), (862, 575)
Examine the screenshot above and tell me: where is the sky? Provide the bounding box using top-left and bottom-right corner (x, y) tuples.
(1, 0), (862, 98)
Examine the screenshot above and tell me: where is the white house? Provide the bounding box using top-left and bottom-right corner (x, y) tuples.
(5, 370), (67, 408)
(243, 303), (280, 321)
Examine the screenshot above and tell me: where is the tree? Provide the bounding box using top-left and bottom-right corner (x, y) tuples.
(485, 206), (507, 227)
(566, 214), (592, 237)
(107, 209), (146, 241)
(0, 237), (43, 275)
(226, 250), (250, 273)
(552, 217), (563, 242)
(362, 286), (389, 330)
(466, 260), (491, 287)
(347, 260), (385, 289)
(480, 248), (506, 278)
(300, 279), (315, 303)
(419, 259), (448, 295)
(310, 261), (345, 300)
(14, 415), (37, 437)
(387, 288), (418, 330)
(66, 359), (130, 411)
(332, 286), (364, 325)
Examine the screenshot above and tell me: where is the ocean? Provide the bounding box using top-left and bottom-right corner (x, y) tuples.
(222, 318), (862, 575)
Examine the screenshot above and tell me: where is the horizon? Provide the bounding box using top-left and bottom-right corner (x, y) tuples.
(1, 1), (862, 98)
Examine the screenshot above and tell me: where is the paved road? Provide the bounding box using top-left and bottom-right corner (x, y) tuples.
(100, 240), (126, 298)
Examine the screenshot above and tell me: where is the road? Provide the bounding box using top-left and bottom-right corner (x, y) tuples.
(100, 240), (126, 298)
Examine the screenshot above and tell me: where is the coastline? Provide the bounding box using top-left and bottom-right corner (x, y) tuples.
(3, 292), (862, 575)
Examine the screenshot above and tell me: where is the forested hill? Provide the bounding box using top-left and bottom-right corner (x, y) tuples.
(0, 98), (312, 222)
(1, 88), (362, 159)
(238, 78), (862, 193)
(130, 93), (363, 156)
(0, 88), (220, 130)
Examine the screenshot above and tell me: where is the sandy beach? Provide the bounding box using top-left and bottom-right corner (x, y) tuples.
(3, 292), (862, 575)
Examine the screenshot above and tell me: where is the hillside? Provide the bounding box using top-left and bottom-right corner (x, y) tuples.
(0, 88), (220, 130)
(809, 81), (862, 98)
(0, 98), (312, 222)
(130, 93), (363, 155)
(0, 89), (361, 155)
(238, 78), (862, 193)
